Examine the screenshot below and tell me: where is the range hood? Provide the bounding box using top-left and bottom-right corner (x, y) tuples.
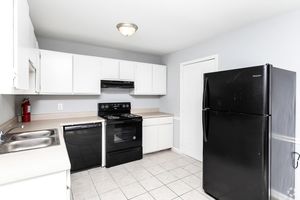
(101, 80), (134, 89)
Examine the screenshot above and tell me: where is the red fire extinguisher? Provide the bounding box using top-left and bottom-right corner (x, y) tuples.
(22, 98), (31, 122)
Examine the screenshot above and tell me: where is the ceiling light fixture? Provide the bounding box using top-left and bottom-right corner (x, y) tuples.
(116, 23), (138, 37)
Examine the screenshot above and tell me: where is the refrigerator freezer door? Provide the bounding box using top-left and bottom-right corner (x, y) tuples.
(203, 65), (270, 115)
(203, 110), (269, 200)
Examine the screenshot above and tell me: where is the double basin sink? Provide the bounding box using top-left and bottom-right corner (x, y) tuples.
(0, 129), (60, 154)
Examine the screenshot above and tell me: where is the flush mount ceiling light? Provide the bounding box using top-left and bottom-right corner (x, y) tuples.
(116, 23), (138, 37)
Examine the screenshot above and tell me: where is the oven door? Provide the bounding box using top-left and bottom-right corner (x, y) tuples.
(106, 118), (142, 152)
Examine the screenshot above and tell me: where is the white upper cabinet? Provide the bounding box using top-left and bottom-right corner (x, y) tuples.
(133, 63), (153, 94)
(0, 0), (38, 94)
(119, 61), (135, 81)
(40, 50), (73, 94)
(132, 63), (167, 95)
(152, 64), (167, 95)
(0, 0), (14, 93)
(73, 55), (102, 94)
(13, 0), (38, 91)
(101, 59), (135, 81)
(101, 58), (119, 80)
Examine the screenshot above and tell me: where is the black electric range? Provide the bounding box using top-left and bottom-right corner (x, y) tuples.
(98, 102), (143, 167)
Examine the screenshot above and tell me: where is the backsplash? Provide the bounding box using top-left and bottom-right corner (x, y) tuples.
(15, 89), (161, 115)
(0, 95), (15, 125)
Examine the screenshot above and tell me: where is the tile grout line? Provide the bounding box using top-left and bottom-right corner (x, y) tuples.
(88, 170), (102, 200)
(71, 150), (204, 200)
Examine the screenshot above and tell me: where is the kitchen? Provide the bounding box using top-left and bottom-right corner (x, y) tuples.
(0, 0), (300, 200)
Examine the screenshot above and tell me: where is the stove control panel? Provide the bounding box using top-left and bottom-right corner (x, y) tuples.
(98, 102), (131, 115)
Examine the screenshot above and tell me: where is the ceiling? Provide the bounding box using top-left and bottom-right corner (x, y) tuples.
(28, 0), (300, 55)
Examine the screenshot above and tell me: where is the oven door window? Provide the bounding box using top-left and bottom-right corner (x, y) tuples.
(106, 120), (142, 152)
(114, 127), (136, 143)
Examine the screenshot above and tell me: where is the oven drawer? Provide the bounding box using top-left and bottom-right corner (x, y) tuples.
(106, 147), (143, 168)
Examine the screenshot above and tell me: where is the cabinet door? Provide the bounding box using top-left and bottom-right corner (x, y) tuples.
(40, 50), (73, 94)
(0, 0), (14, 93)
(143, 126), (158, 154)
(119, 60), (135, 80)
(134, 63), (153, 94)
(13, 0), (31, 90)
(73, 55), (101, 94)
(158, 124), (173, 150)
(0, 171), (68, 200)
(101, 58), (119, 80)
(153, 65), (167, 95)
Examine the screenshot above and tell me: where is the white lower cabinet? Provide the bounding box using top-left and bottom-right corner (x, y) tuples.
(0, 170), (70, 200)
(143, 126), (158, 154)
(157, 124), (173, 150)
(143, 117), (173, 154)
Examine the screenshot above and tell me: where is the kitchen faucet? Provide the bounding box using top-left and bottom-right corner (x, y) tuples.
(0, 124), (24, 143)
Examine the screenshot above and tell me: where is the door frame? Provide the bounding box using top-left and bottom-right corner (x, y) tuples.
(179, 55), (218, 158)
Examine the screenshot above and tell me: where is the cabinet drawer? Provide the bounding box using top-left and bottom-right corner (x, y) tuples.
(159, 117), (173, 124)
(143, 117), (173, 126)
(143, 118), (161, 126)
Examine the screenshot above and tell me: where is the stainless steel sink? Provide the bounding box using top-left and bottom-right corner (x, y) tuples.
(0, 129), (60, 154)
(10, 130), (55, 141)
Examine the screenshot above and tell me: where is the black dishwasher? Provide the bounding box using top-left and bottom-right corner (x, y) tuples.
(63, 123), (102, 172)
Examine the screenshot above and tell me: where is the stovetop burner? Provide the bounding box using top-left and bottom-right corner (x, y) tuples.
(101, 113), (141, 121)
(98, 102), (142, 121)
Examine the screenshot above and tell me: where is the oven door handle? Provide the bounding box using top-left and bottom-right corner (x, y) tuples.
(106, 119), (142, 125)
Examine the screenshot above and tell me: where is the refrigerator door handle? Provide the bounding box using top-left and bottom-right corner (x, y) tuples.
(203, 77), (208, 109)
(203, 109), (209, 142)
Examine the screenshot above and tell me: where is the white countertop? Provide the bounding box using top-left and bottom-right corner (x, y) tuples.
(135, 112), (173, 119)
(0, 116), (105, 186)
(0, 112), (172, 186)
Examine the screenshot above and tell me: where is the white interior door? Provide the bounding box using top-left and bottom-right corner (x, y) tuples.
(180, 56), (218, 161)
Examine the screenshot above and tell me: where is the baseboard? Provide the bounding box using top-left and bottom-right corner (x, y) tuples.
(171, 147), (182, 154)
(271, 189), (294, 200)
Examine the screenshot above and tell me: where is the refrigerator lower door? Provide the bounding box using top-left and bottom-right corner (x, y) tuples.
(203, 110), (269, 200)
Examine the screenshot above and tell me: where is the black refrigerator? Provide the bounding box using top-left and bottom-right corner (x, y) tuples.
(202, 64), (296, 200)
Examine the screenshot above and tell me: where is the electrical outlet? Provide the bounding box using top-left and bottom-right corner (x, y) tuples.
(57, 103), (63, 111)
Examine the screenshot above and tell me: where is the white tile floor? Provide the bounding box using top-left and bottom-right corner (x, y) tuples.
(71, 150), (214, 200)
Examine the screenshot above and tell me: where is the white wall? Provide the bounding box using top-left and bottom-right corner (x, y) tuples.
(37, 36), (162, 64)
(16, 89), (160, 115)
(161, 10), (300, 148)
(0, 95), (15, 124)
